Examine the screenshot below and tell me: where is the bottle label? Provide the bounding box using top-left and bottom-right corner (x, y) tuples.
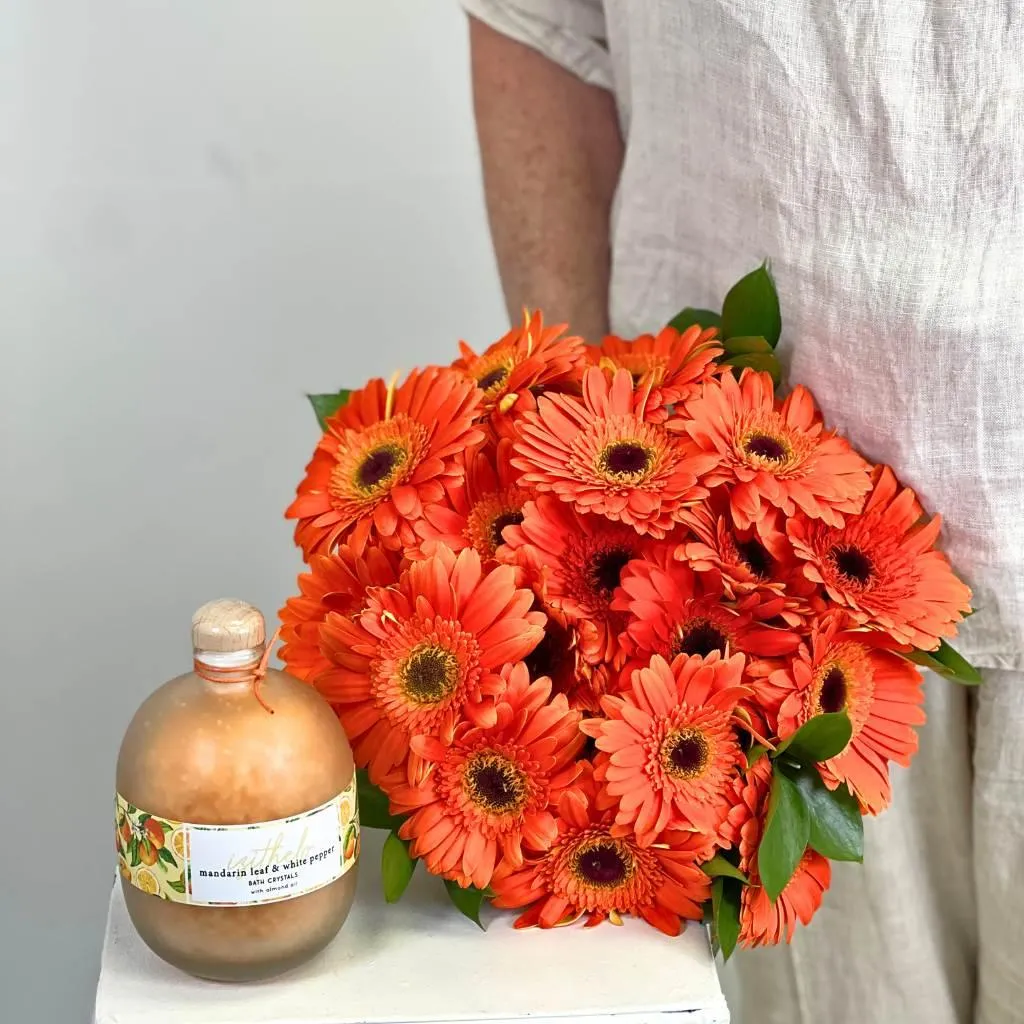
(115, 775), (359, 906)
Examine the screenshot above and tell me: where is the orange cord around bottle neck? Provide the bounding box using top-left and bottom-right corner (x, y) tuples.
(193, 627), (281, 714)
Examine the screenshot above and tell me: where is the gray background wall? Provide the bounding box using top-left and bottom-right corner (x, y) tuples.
(1, 3), (505, 1020)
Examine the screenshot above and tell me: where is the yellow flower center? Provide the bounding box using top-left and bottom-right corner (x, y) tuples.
(670, 617), (729, 659)
(478, 365), (510, 392)
(571, 838), (635, 889)
(464, 751), (529, 814)
(597, 440), (656, 481)
(472, 350), (517, 398)
(489, 511), (524, 550)
(354, 443), (408, 494)
(741, 431), (791, 464)
(399, 644), (460, 705)
(329, 415), (428, 510)
(816, 666), (848, 715)
(661, 727), (713, 780)
(733, 404), (823, 477)
(803, 642), (876, 746)
(465, 492), (527, 559)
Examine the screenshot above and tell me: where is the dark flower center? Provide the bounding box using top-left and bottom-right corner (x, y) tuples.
(358, 445), (402, 490)
(734, 725), (754, 753)
(744, 434), (788, 462)
(588, 547), (633, 596)
(465, 754), (527, 813)
(600, 441), (653, 477)
(575, 842), (630, 887)
(819, 666), (848, 714)
(478, 365), (509, 391)
(663, 729), (711, 779)
(735, 537), (773, 579)
(830, 545), (875, 585)
(672, 618), (729, 659)
(401, 645), (459, 705)
(525, 625), (572, 682)
(490, 510), (524, 551)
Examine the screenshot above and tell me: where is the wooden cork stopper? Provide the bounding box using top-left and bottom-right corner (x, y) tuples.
(192, 599), (266, 653)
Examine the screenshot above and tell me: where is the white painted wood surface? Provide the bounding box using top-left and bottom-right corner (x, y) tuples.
(94, 830), (729, 1024)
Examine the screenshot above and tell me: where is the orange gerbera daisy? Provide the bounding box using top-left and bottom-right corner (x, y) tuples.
(742, 850), (831, 947)
(679, 497), (785, 595)
(612, 558), (802, 677)
(788, 466), (972, 649)
(286, 368), (484, 558)
(499, 495), (653, 665)
(454, 310), (587, 428)
(512, 367), (717, 537)
(491, 769), (712, 934)
(583, 652), (749, 845)
(717, 757), (773, 849)
(672, 369), (872, 530)
(387, 663), (584, 889)
(721, 762), (831, 947)
(769, 616), (925, 814)
(588, 325), (722, 422)
(413, 439), (530, 564)
(677, 500), (814, 628)
(317, 546), (545, 785)
(278, 545), (403, 684)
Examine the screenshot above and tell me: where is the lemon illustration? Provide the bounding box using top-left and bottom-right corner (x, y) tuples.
(170, 828), (188, 860)
(338, 793), (354, 825)
(135, 868), (160, 896)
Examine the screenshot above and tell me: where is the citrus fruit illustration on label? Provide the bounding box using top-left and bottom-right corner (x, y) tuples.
(115, 776), (358, 906)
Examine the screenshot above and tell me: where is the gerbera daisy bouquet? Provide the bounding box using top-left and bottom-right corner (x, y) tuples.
(281, 265), (978, 957)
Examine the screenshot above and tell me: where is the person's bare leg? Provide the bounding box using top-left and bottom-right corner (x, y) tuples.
(469, 16), (624, 341)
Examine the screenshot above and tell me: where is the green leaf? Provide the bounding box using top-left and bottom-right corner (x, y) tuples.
(381, 831), (416, 903)
(723, 352), (782, 384)
(904, 640), (983, 686)
(443, 879), (489, 930)
(168, 877), (187, 894)
(667, 307), (721, 332)
(157, 847), (177, 870)
(308, 390), (352, 431)
(746, 743), (769, 768)
(711, 877), (742, 961)
(759, 770), (810, 902)
(781, 763), (864, 863)
(129, 837), (140, 867)
(701, 854), (749, 884)
(773, 712), (852, 765)
(721, 263), (782, 346)
(357, 768), (405, 831)
(720, 335), (773, 355)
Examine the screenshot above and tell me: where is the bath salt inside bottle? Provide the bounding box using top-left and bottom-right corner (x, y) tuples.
(114, 599), (360, 981)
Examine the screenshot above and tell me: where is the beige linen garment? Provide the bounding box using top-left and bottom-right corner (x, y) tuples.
(462, 2), (1024, 1021)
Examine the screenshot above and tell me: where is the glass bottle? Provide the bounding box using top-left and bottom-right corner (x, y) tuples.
(115, 599), (359, 981)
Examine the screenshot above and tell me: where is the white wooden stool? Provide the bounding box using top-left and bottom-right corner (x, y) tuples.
(94, 830), (729, 1024)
